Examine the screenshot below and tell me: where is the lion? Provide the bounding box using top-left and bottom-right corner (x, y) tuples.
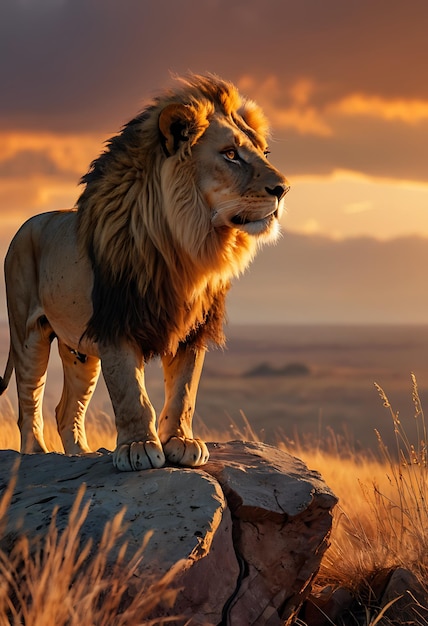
(0, 74), (289, 471)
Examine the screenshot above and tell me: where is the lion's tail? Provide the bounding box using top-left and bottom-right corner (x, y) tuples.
(0, 349), (13, 395)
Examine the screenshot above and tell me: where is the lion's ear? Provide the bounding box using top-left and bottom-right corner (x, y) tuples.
(159, 103), (203, 156)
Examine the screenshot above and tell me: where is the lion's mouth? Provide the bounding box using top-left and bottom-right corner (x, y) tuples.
(231, 209), (278, 228)
(231, 214), (251, 226)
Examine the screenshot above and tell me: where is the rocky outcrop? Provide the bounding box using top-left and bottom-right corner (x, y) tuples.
(0, 441), (337, 625)
(205, 442), (337, 625)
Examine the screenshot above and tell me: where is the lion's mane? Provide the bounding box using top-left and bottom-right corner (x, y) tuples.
(76, 74), (270, 358)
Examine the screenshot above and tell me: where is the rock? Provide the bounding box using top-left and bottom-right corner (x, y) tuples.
(300, 586), (355, 626)
(379, 567), (428, 624)
(205, 441), (337, 625)
(0, 441), (337, 625)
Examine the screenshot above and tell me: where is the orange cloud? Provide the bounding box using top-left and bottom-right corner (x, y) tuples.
(343, 200), (373, 215)
(0, 177), (78, 226)
(0, 131), (105, 227)
(0, 132), (104, 177)
(238, 75), (332, 136)
(287, 169), (428, 240)
(331, 94), (428, 123)
(239, 75), (428, 139)
(0, 132), (105, 236)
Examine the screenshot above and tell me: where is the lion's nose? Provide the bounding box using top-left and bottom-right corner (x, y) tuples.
(265, 183), (290, 201)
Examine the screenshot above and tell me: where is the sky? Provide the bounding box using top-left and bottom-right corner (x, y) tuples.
(1, 0), (428, 324)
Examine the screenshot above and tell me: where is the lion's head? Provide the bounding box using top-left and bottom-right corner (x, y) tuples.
(77, 74), (289, 355)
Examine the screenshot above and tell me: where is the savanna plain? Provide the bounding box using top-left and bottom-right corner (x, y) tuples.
(0, 322), (428, 624)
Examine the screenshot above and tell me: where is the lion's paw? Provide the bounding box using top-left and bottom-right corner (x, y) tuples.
(163, 437), (209, 467)
(113, 441), (165, 471)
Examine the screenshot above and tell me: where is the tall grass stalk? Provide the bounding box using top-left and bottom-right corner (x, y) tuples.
(370, 375), (428, 581)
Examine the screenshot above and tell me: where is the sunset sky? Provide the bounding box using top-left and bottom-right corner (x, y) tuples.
(1, 0), (428, 324)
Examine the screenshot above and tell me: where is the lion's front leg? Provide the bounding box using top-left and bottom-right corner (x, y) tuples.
(158, 344), (209, 467)
(100, 342), (165, 471)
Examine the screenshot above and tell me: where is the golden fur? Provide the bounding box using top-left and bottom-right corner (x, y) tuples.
(0, 74), (289, 469)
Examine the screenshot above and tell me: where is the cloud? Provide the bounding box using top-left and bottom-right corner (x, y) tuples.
(300, 219), (322, 235)
(2, 1), (427, 133)
(0, 132), (103, 178)
(272, 110), (428, 183)
(241, 75), (428, 137)
(286, 170), (428, 240)
(343, 201), (373, 215)
(0, 0), (427, 188)
(331, 94), (428, 124)
(0, 150), (70, 179)
(238, 75), (332, 137)
(0, 132), (104, 233)
(0, 178), (78, 227)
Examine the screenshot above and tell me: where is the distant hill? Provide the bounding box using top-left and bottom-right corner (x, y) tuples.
(243, 362), (310, 378)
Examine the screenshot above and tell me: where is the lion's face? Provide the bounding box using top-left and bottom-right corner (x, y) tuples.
(195, 115), (289, 242)
(159, 99), (289, 266)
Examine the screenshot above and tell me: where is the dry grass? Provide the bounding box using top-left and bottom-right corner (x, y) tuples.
(0, 395), (117, 454)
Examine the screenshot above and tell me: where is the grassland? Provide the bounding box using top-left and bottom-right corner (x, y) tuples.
(0, 379), (427, 624)
(0, 324), (428, 623)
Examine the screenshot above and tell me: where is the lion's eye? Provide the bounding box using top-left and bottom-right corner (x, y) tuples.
(264, 149), (271, 158)
(223, 148), (239, 162)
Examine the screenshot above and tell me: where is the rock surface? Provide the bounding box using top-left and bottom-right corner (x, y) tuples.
(0, 441), (337, 625)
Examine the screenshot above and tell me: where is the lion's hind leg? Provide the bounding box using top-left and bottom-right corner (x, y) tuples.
(12, 315), (52, 454)
(56, 340), (101, 454)
(158, 344), (209, 467)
